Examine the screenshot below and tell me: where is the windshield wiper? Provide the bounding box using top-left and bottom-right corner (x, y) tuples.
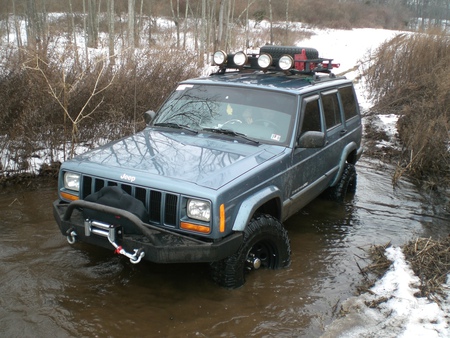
(202, 128), (259, 144)
(154, 122), (198, 134)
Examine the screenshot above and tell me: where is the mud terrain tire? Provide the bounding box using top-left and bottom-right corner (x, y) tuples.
(325, 163), (357, 202)
(210, 214), (291, 289)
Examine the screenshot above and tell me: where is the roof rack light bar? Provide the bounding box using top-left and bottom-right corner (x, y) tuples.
(213, 45), (340, 75)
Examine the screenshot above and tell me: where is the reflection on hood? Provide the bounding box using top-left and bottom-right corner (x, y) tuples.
(73, 128), (283, 190)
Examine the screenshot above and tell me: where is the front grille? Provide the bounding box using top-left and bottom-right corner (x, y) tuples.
(81, 175), (179, 227)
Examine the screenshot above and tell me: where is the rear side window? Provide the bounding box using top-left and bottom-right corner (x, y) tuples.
(322, 92), (342, 129)
(339, 86), (358, 120)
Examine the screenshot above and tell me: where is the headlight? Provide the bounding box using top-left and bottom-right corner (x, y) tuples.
(187, 199), (211, 222)
(64, 172), (80, 191)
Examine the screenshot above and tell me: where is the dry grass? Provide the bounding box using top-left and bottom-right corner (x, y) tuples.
(363, 31), (450, 187)
(360, 237), (450, 301)
(0, 44), (199, 175)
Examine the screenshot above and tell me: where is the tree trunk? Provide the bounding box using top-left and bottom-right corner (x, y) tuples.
(225, 0), (232, 50)
(26, 0), (38, 49)
(183, 0), (189, 50)
(128, 0), (135, 49)
(268, 0), (273, 45)
(69, 0), (80, 67)
(147, 0), (152, 45)
(107, 0), (115, 65)
(87, 0), (98, 48)
(217, 0), (225, 50)
(199, 0), (206, 64)
(83, 0), (88, 61)
(12, 0), (23, 51)
(285, 0), (289, 44)
(210, 0), (217, 53)
(170, 0), (181, 48)
(245, 0), (250, 48)
(138, 0), (143, 48)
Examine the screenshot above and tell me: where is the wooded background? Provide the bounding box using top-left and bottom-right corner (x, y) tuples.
(1, 0), (449, 63)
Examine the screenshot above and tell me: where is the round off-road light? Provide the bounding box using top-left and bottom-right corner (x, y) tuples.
(257, 53), (272, 69)
(233, 51), (247, 66)
(213, 50), (227, 66)
(279, 55), (294, 70)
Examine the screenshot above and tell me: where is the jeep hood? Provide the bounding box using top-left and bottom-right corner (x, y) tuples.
(69, 128), (285, 190)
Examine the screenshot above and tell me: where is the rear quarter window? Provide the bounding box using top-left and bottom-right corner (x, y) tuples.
(339, 86), (359, 120)
(322, 92), (342, 130)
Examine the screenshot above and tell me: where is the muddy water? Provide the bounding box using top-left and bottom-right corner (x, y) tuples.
(1, 158), (449, 338)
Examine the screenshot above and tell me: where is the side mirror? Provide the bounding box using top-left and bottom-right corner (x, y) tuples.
(144, 110), (156, 124)
(297, 131), (325, 148)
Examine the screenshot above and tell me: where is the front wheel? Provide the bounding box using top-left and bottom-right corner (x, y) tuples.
(210, 214), (291, 289)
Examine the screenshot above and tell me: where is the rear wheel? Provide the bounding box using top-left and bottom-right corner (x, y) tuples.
(210, 214), (291, 289)
(325, 163), (357, 202)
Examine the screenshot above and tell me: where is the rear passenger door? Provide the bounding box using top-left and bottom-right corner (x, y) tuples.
(321, 89), (346, 171)
(285, 89), (345, 217)
(339, 85), (362, 147)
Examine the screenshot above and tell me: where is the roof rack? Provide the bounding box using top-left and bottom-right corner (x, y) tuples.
(212, 45), (340, 75)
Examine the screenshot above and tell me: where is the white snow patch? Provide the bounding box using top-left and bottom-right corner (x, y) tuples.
(322, 247), (450, 338)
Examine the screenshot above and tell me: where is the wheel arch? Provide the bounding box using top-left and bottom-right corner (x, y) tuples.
(231, 186), (282, 232)
(330, 142), (359, 187)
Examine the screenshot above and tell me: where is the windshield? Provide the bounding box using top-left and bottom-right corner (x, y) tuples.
(153, 83), (297, 145)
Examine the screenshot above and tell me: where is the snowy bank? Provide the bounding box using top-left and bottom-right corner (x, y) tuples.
(321, 247), (450, 337)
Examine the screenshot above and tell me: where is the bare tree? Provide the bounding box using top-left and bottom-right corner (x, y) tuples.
(23, 55), (116, 158)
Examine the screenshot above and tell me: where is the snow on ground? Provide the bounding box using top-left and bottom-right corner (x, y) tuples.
(321, 247), (450, 337)
(296, 27), (450, 338)
(296, 27), (404, 111)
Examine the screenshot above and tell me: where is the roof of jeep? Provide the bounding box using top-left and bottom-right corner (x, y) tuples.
(182, 71), (351, 94)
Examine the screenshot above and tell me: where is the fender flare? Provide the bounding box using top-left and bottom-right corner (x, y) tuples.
(330, 142), (359, 187)
(232, 186), (282, 232)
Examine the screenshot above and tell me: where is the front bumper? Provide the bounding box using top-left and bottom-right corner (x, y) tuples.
(53, 200), (242, 264)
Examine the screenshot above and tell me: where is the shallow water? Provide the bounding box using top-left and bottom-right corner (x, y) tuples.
(1, 158), (449, 337)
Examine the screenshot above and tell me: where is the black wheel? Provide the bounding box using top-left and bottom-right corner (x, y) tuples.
(324, 163), (357, 202)
(210, 214), (291, 289)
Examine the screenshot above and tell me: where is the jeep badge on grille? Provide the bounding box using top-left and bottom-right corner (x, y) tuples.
(120, 173), (136, 182)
